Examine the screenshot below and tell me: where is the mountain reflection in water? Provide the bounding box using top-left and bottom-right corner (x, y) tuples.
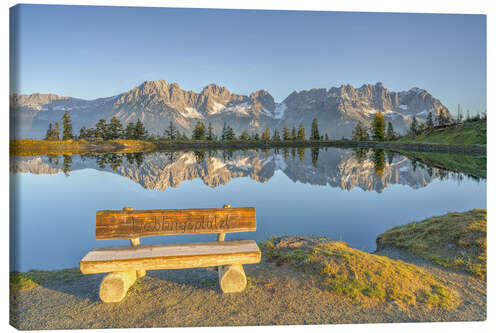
(10, 147), (481, 193)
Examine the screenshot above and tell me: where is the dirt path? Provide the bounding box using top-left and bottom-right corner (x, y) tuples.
(10, 248), (485, 330)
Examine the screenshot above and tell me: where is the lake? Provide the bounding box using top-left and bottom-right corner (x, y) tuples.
(10, 147), (486, 272)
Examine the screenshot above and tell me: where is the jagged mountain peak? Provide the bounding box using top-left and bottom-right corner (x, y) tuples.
(12, 80), (451, 140)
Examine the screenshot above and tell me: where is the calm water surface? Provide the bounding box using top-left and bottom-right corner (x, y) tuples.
(10, 148), (486, 271)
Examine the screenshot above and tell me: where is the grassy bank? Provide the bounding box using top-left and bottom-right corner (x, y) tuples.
(377, 209), (486, 280)
(260, 236), (458, 309)
(10, 139), (156, 156)
(397, 120), (486, 146)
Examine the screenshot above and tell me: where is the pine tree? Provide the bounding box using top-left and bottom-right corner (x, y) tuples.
(371, 110), (386, 141)
(273, 128), (281, 141)
(352, 122), (369, 141)
(409, 116), (419, 136)
(426, 111), (434, 129)
(52, 122), (60, 140)
(221, 123), (227, 141)
(206, 122), (215, 140)
(386, 121), (396, 140)
(310, 118), (320, 140)
(324, 133), (329, 141)
(45, 123), (53, 140)
(125, 122), (135, 139)
(239, 130), (249, 140)
(291, 125), (297, 140)
(78, 126), (87, 140)
(133, 119), (148, 140)
(108, 116), (123, 140)
(223, 125), (235, 141)
(297, 123), (306, 141)
(282, 123), (290, 140)
(352, 123), (363, 141)
(437, 110), (449, 126)
(96, 119), (108, 139)
(262, 127), (270, 141)
(62, 111), (73, 140)
(192, 121), (206, 140)
(253, 132), (260, 141)
(165, 121), (177, 140)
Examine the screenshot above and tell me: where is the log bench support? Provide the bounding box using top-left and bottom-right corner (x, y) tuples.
(99, 270), (137, 303)
(216, 204), (247, 293)
(81, 204), (259, 303)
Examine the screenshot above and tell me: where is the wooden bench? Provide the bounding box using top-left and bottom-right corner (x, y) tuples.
(80, 204), (261, 303)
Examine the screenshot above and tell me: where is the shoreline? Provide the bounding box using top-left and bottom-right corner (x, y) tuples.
(10, 138), (486, 156)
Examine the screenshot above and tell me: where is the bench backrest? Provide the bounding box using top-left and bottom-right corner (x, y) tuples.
(95, 206), (256, 240)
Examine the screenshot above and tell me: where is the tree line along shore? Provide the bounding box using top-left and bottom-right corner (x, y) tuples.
(11, 110), (486, 155)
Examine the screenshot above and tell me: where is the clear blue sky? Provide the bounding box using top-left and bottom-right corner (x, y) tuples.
(10, 4), (486, 115)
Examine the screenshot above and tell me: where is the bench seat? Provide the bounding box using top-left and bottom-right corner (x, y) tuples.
(80, 240), (261, 274)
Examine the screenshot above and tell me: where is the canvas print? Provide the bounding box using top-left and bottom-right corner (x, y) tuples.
(9, 4), (486, 330)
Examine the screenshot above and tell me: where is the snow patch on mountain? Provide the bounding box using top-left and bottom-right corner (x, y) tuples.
(182, 107), (203, 118)
(274, 103), (287, 119)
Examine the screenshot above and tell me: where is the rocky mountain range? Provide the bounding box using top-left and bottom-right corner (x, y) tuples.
(10, 80), (451, 139)
(11, 148), (445, 193)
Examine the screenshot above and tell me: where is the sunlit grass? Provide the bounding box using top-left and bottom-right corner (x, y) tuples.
(260, 236), (459, 309)
(377, 209), (486, 280)
(397, 120), (486, 146)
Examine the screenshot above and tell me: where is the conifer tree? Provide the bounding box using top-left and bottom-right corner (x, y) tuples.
(45, 123), (53, 140)
(78, 126), (87, 140)
(240, 130), (249, 140)
(108, 116), (123, 140)
(297, 123), (306, 141)
(165, 121), (177, 140)
(221, 123), (227, 141)
(324, 133), (329, 141)
(371, 110), (386, 141)
(125, 122), (135, 139)
(191, 121), (206, 140)
(206, 122), (215, 140)
(291, 125), (297, 140)
(409, 116), (419, 137)
(310, 118), (320, 140)
(96, 119), (108, 139)
(222, 124), (235, 141)
(386, 121), (396, 140)
(53, 122), (60, 140)
(273, 128), (281, 141)
(133, 119), (148, 140)
(253, 132), (260, 141)
(426, 111), (434, 129)
(262, 127), (270, 141)
(62, 111), (73, 140)
(352, 122), (369, 141)
(282, 122), (290, 140)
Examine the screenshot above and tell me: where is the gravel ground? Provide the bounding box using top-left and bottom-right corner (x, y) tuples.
(10, 248), (486, 330)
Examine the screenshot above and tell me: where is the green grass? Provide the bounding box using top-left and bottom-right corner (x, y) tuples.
(397, 120), (486, 145)
(397, 150), (486, 179)
(377, 209), (486, 280)
(10, 268), (83, 292)
(259, 236), (458, 309)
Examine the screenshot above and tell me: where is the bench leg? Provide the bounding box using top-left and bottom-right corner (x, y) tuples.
(99, 270), (137, 303)
(218, 264), (247, 293)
